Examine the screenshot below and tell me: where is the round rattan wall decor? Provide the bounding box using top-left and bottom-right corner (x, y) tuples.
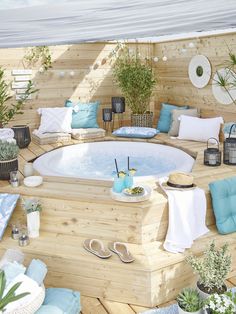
(188, 55), (211, 88)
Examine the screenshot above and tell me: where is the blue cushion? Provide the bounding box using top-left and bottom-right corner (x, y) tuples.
(157, 103), (188, 133)
(112, 127), (159, 138)
(209, 176), (236, 234)
(0, 194), (19, 240)
(26, 259), (47, 286)
(65, 100), (100, 128)
(36, 305), (63, 314)
(43, 288), (81, 314)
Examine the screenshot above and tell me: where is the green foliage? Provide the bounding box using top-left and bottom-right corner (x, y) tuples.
(24, 46), (52, 71)
(0, 271), (30, 311)
(0, 140), (19, 161)
(0, 67), (38, 127)
(113, 46), (156, 114)
(177, 288), (203, 312)
(22, 198), (42, 214)
(186, 241), (232, 293)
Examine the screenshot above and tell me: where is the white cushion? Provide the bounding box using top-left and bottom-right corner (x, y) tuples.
(37, 107), (72, 133)
(71, 128), (105, 140)
(178, 116), (224, 142)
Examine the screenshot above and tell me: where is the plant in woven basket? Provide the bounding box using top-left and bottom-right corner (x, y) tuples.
(113, 45), (156, 115)
(0, 67), (38, 127)
(0, 140), (19, 161)
(0, 270), (30, 311)
(186, 241), (232, 294)
(177, 288), (203, 313)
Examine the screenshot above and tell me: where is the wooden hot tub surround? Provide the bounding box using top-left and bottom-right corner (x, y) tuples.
(0, 133), (236, 307)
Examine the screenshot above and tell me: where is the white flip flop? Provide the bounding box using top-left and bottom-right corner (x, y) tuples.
(83, 239), (112, 259)
(108, 242), (134, 263)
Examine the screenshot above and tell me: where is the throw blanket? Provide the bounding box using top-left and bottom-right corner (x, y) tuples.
(0, 128), (14, 141)
(160, 182), (209, 253)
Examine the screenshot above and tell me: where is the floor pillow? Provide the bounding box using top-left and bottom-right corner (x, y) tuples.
(209, 176), (236, 234)
(112, 126), (159, 138)
(32, 130), (71, 145)
(71, 128), (105, 140)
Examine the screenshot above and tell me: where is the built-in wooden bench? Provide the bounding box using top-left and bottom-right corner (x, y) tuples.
(0, 133), (236, 307)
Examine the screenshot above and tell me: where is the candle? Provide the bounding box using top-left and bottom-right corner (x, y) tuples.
(10, 171), (19, 187)
(229, 148), (236, 164)
(23, 162), (34, 177)
(208, 154), (217, 165)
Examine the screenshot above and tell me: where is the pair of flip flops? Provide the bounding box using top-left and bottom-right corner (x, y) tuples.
(83, 239), (134, 263)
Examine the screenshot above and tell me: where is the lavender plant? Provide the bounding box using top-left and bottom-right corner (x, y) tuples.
(186, 241), (232, 294)
(0, 140), (19, 161)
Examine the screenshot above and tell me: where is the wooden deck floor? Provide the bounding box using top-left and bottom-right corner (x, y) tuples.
(80, 277), (236, 314)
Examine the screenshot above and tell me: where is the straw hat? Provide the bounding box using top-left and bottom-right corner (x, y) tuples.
(161, 172), (196, 190)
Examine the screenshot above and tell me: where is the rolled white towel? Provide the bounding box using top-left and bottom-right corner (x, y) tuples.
(0, 128), (14, 141)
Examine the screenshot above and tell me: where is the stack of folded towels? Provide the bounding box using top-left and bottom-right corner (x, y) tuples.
(0, 128), (16, 144)
(0, 249), (81, 314)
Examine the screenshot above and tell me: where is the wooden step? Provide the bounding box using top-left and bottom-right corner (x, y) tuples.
(1, 227), (235, 307)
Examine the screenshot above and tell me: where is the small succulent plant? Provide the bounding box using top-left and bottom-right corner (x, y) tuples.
(0, 140), (19, 161)
(177, 288), (203, 312)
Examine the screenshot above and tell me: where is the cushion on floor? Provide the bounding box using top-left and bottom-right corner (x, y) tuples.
(112, 126), (159, 138)
(71, 128), (105, 140)
(32, 130), (71, 145)
(209, 176), (236, 234)
(36, 305), (63, 314)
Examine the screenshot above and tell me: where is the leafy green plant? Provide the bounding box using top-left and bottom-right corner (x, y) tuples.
(186, 241), (232, 294)
(177, 288), (203, 312)
(0, 140), (19, 161)
(0, 271), (29, 311)
(24, 46), (52, 71)
(22, 198), (42, 214)
(113, 45), (156, 114)
(204, 292), (235, 314)
(0, 67), (38, 127)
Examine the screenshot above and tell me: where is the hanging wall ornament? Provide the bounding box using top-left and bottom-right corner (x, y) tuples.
(212, 68), (236, 105)
(188, 55), (211, 88)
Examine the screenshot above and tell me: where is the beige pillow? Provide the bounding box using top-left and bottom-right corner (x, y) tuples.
(168, 108), (200, 136)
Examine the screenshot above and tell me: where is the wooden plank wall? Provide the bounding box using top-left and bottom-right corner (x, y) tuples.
(0, 43), (154, 129)
(1, 32), (236, 130)
(153, 32), (236, 125)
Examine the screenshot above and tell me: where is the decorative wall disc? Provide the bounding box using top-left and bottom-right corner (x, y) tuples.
(212, 68), (236, 105)
(188, 55), (211, 88)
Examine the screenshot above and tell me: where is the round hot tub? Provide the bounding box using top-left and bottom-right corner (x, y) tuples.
(33, 141), (194, 180)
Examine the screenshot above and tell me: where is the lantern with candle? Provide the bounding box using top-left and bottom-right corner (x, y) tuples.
(223, 124), (236, 165)
(204, 138), (221, 167)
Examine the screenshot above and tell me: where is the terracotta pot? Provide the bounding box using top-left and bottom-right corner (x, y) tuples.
(0, 158), (18, 180)
(178, 304), (203, 314)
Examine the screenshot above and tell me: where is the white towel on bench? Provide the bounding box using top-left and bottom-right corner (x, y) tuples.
(161, 183), (209, 253)
(0, 128), (14, 142)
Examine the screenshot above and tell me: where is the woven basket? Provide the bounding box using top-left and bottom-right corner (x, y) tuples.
(8, 285), (45, 314)
(131, 113), (153, 128)
(0, 158), (18, 180)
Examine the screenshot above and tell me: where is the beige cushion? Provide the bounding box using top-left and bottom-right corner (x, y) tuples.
(71, 128), (105, 140)
(32, 130), (71, 145)
(168, 108), (200, 136)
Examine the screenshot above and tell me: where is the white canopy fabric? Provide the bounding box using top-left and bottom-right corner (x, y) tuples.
(0, 0), (236, 48)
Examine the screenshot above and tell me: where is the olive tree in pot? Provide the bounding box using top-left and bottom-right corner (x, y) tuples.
(113, 45), (156, 127)
(177, 288), (204, 314)
(0, 140), (19, 180)
(186, 241), (232, 299)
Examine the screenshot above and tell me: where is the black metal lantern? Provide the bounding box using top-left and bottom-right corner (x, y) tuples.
(204, 137), (221, 167)
(111, 97), (125, 113)
(223, 124), (236, 165)
(12, 125), (31, 148)
(102, 108), (113, 122)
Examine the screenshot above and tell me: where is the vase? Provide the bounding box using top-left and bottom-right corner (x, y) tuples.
(27, 211), (40, 238)
(0, 158), (18, 180)
(131, 112), (153, 128)
(12, 125), (31, 148)
(178, 304), (203, 314)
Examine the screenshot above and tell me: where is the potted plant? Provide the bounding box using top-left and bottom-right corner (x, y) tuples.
(0, 140), (19, 180)
(186, 241), (232, 299)
(22, 198), (42, 238)
(0, 67), (37, 128)
(177, 288), (204, 314)
(204, 291), (236, 314)
(0, 270), (29, 312)
(113, 45), (156, 127)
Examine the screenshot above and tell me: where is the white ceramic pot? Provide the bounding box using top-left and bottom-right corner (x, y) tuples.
(196, 281), (227, 300)
(178, 304), (203, 314)
(27, 211), (40, 238)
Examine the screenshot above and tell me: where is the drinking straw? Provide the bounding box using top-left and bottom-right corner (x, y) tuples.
(114, 158), (119, 177)
(128, 156), (130, 170)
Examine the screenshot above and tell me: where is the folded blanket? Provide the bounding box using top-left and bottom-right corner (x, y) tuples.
(26, 259), (47, 285)
(160, 180), (209, 253)
(0, 128), (14, 141)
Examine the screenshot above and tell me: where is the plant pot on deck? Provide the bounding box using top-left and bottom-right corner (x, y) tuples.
(131, 112), (153, 128)
(0, 158), (18, 180)
(196, 281), (227, 300)
(178, 304), (203, 314)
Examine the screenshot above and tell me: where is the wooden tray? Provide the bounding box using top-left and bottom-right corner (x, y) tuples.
(110, 185), (152, 202)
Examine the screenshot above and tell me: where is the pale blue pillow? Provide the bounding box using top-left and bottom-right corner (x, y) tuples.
(112, 127), (159, 138)
(65, 100), (100, 128)
(36, 305), (63, 314)
(157, 103), (188, 133)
